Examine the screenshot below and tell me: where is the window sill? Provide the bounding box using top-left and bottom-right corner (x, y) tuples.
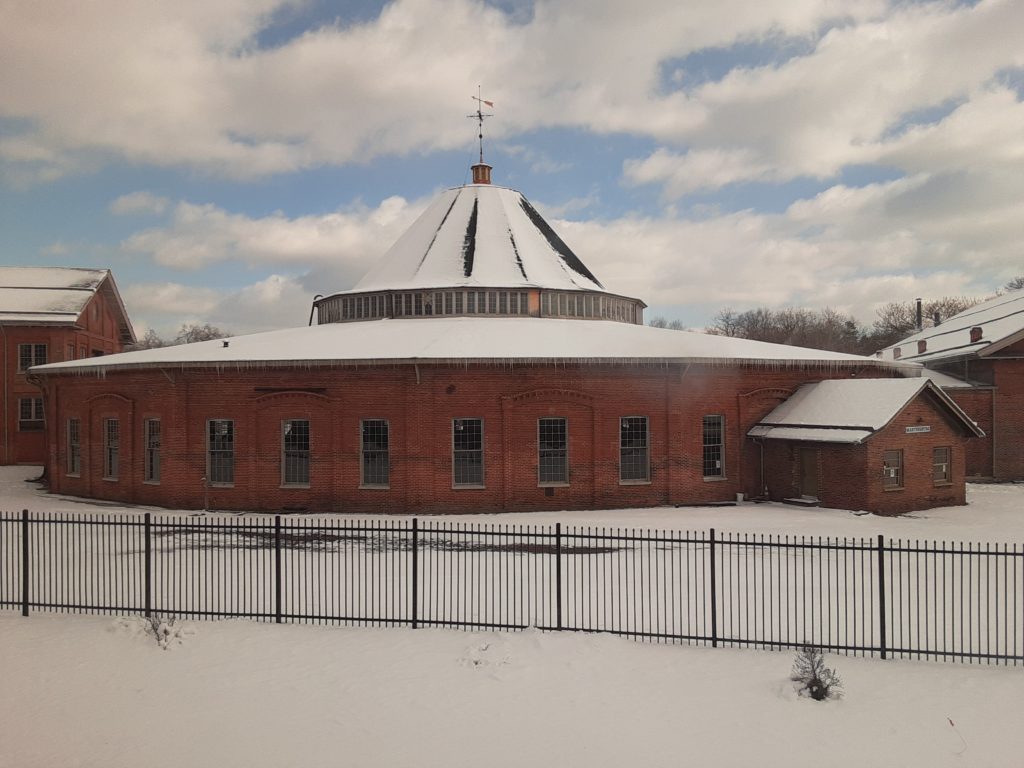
(359, 484), (391, 490)
(143, 480), (160, 486)
(102, 477), (119, 483)
(933, 481), (953, 488)
(208, 483), (234, 489)
(280, 483), (310, 489)
(882, 487), (904, 492)
(703, 476), (728, 482)
(66, 473), (80, 479)
(452, 484), (486, 490)
(538, 482), (570, 488)
(619, 479), (651, 486)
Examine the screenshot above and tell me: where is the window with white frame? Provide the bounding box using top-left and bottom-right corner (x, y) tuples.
(453, 418), (484, 486)
(932, 447), (951, 485)
(17, 343), (47, 372)
(103, 418), (120, 480)
(883, 449), (903, 489)
(538, 417), (568, 485)
(361, 419), (390, 487)
(619, 416), (649, 482)
(207, 419), (234, 485)
(702, 415), (724, 478)
(18, 398), (44, 431)
(66, 418), (81, 476)
(282, 420), (310, 486)
(143, 418), (161, 483)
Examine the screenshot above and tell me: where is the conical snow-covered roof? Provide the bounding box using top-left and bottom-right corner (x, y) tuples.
(352, 183), (605, 293)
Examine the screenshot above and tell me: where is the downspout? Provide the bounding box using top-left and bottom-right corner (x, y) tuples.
(26, 371), (47, 483)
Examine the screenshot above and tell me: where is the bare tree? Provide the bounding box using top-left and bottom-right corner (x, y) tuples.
(866, 296), (981, 351)
(1005, 275), (1024, 292)
(649, 316), (687, 331)
(175, 323), (230, 344)
(706, 306), (865, 353)
(127, 328), (167, 351)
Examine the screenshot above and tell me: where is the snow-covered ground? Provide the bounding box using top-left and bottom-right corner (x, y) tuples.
(1, 613), (1022, 768)
(2, 467), (1022, 767)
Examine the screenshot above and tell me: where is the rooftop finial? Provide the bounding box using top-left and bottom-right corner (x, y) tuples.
(468, 86), (494, 184)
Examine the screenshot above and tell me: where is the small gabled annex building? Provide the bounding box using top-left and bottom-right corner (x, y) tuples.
(1, 267), (134, 465)
(31, 162), (977, 515)
(751, 378), (983, 514)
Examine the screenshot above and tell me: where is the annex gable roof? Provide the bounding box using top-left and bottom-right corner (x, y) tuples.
(0, 267), (135, 344)
(876, 289), (1024, 365)
(748, 377), (984, 444)
(346, 184), (608, 295)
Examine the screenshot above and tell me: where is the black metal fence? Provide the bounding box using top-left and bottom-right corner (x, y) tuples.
(1, 510), (1021, 664)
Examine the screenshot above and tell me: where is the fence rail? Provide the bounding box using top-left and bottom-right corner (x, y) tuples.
(1, 510), (1021, 664)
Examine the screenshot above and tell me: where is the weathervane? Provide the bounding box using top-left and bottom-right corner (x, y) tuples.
(468, 86), (494, 164)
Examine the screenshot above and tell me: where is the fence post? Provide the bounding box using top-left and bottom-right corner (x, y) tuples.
(555, 523), (562, 631)
(709, 528), (718, 648)
(274, 515), (282, 624)
(20, 509), (29, 617)
(144, 513), (152, 618)
(877, 534), (887, 660)
(411, 518), (419, 629)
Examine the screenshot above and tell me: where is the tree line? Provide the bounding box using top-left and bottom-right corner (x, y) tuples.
(649, 276), (1024, 355)
(128, 322), (230, 350)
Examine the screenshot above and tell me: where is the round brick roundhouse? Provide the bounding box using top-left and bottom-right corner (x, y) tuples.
(31, 163), (982, 515)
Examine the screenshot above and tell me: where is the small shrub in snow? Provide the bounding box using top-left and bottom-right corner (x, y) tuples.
(791, 645), (842, 701)
(146, 615), (184, 650)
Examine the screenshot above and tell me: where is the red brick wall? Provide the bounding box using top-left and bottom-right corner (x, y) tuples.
(992, 356), (1024, 481)
(946, 388), (994, 478)
(863, 396), (968, 514)
(40, 361), (953, 515)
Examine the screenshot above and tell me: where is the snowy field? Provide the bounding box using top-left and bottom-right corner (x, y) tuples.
(1, 467), (1023, 767)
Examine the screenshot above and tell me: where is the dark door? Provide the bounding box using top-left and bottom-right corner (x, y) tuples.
(799, 448), (819, 499)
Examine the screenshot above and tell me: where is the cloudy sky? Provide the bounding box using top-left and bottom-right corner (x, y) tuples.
(2, 0), (1022, 338)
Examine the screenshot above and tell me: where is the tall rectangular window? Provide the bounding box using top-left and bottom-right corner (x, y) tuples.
(702, 415), (725, 478)
(361, 419), (390, 487)
(67, 418), (81, 476)
(453, 418), (484, 487)
(144, 418), (161, 483)
(619, 416), (649, 482)
(282, 419), (310, 486)
(883, 449), (903, 489)
(103, 418), (120, 480)
(66, 343), (75, 360)
(17, 343), (47, 372)
(933, 447), (951, 484)
(18, 398), (44, 431)
(538, 417), (568, 485)
(207, 419), (234, 485)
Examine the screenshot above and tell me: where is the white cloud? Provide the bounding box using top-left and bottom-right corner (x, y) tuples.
(119, 194), (428, 278)
(121, 274), (312, 338)
(110, 191), (170, 215)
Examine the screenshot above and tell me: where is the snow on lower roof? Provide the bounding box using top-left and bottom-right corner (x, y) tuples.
(32, 317), (914, 374)
(755, 378), (931, 431)
(747, 426), (874, 444)
(349, 185), (608, 294)
(750, 377), (984, 440)
(877, 289), (1024, 363)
